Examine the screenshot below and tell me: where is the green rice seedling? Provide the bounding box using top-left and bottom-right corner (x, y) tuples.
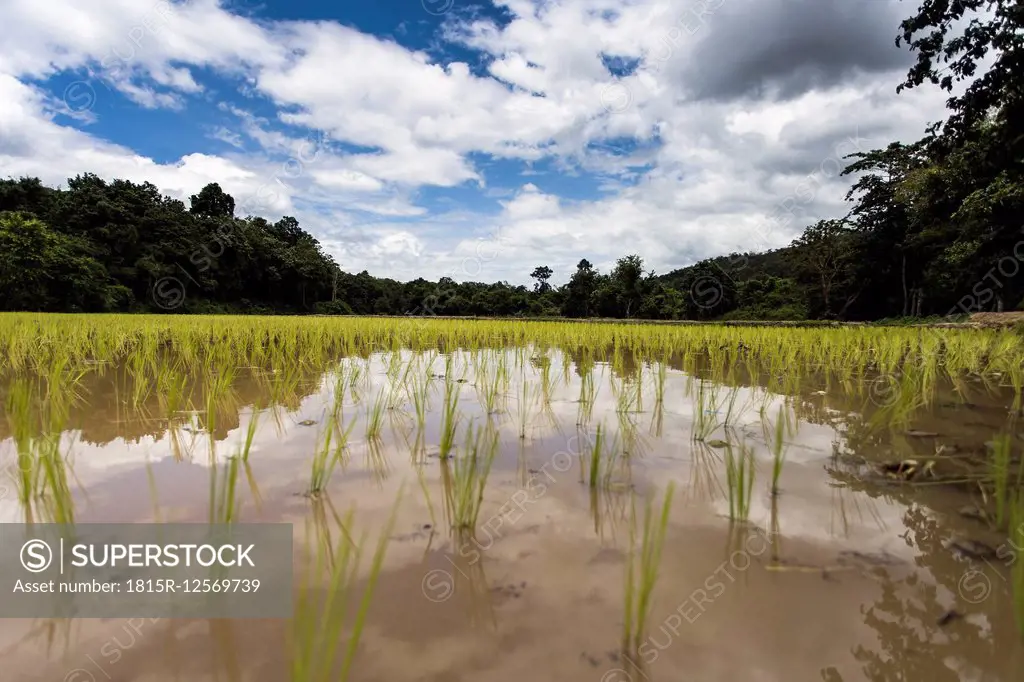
(470, 351), (486, 385)
(347, 361), (365, 404)
(241, 459), (264, 513)
(990, 433), (1014, 529)
(408, 420), (428, 465)
(208, 454), (241, 525)
(496, 351), (511, 396)
(581, 417), (626, 485)
(621, 375), (638, 414)
(4, 379), (36, 519)
(361, 357), (374, 388)
(206, 362), (238, 411)
(622, 482), (675, 659)
(412, 367), (430, 417)
(479, 368), (502, 415)
(239, 410), (260, 463)
(309, 415), (356, 497)
(533, 355), (559, 429)
(405, 374), (429, 454)
(456, 352), (471, 383)
(228, 410), (264, 510)
(330, 362), (353, 409)
(577, 368), (598, 426)
(651, 360), (666, 437)
(515, 381), (539, 440)
(1006, 363), (1024, 417)
(692, 380), (719, 442)
(443, 421), (498, 533)
(264, 365), (293, 436)
(586, 423), (606, 490)
(611, 375), (636, 414)
(409, 438), (439, 530)
(365, 388), (387, 441)
(866, 368), (926, 433)
(721, 386), (744, 430)
(126, 348), (154, 410)
(202, 383), (222, 462)
(653, 361), (667, 406)
(385, 350), (403, 383)
(42, 353), (89, 424)
(438, 380), (461, 459)
(423, 350), (438, 377)
(561, 349), (572, 385)
(158, 367), (192, 424)
(539, 353), (555, 405)
(649, 395), (664, 439)
(35, 428), (76, 526)
(385, 359), (414, 412)
(635, 364), (644, 413)
(724, 440), (756, 522)
(605, 430), (626, 488)
(290, 488), (402, 682)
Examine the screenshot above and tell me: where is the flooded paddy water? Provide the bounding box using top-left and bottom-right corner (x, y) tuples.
(1, 314), (1024, 681)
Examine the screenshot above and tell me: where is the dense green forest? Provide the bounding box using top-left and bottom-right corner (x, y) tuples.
(1, 0), (1022, 321)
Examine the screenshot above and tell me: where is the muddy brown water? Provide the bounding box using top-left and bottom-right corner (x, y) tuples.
(1, 348), (1023, 681)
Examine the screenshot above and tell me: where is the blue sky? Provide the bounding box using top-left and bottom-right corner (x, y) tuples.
(0, 0), (953, 285)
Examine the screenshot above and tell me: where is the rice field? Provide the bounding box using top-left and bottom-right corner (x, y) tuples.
(1, 312), (1024, 682)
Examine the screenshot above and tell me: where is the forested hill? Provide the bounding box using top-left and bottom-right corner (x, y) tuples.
(1, 0), (1022, 321)
(2, 154), (1020, 322)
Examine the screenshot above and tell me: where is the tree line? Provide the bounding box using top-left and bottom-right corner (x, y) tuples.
(1, 0), (1021, 321)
